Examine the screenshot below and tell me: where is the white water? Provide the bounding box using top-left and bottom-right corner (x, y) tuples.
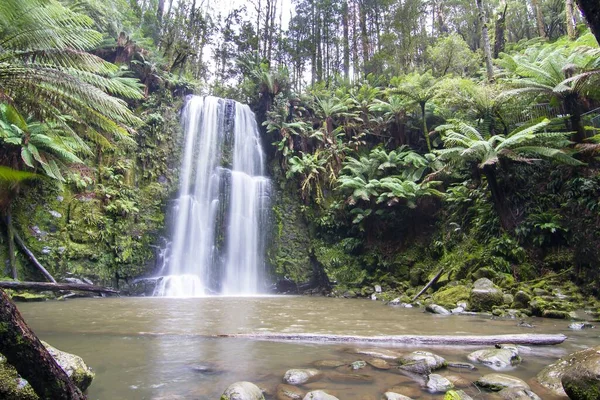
(155, 96), (270, 297)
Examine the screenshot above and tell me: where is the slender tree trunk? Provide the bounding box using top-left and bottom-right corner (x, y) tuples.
(359, 0), (369, 76)
(6, 211), (17, 279)
(575, 0), (600, 43)
(157, 0), (165, 26)
(494, 4), (508, 58)
(476, 0), (495, 82)
(482, 165), (515, 231)
(12, 229), (56, 283)
(566, 0), (577, 39)
(420, 102), (432, 152)
(564, 94), (585, 143)
(342, 1), (350, 79)
(532, 0), (546, 38)
(0, 289), (86, 399)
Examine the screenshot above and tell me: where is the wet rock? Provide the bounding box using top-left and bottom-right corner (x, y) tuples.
(432, 285), (471, 309)
(542, 310), (571, 319)
(189, 363), (224, 375)
(374, 285), (382, 293)
(451, 306), (465, 314)
(517, 321), (534, 328)
(426, 304), (451, 315)
(382, 393), (414, 400)
(447, 361), (476, 370)
(397, 351), (446, 371)
(276, 384), (304, 400)
(397, 361), (431, 375)
(561, 346), (600, 400)
(42, 342), (94, 391)
(444, 390), (474, 400)
(371, 293), (377, 300)
(503, 294), (514, 305)
(10, 293), (49, 302)
(445, 375), (471, 388)
(365, 358), (391, 370)
(426, 374), (454, 393)
(386, 385), (421, 399)
(469, 278), (504, 312)
(497, 387), (542, 400)
(349, 348), (402, 360)
(302, 390), (338, 400)
(467, 348), (520, 369)
(350, 360), (367, 370)
(283, 369), (321, 385)
(221, 382), (265, 400)
(476, 373), (529, 391)
(569, 322), (594, 330)
(512, 291), (531, 309)
(313, 360), (346, 368)
(326, 371), (374, 383)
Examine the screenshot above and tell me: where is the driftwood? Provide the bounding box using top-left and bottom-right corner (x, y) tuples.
(0, 288), (86, 399)
(12, 229), (56, 283)
(0, 281), (119, 295)
(217, 332), (567, 346)
(412, 269), (444, 302)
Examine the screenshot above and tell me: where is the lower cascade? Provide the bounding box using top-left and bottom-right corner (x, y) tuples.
(154, 95), (271, 297)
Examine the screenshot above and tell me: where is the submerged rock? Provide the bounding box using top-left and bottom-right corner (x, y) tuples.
(365, 358), (391, 370)
(283, 369), (321, 385)
(348, 348), (402, 360)
(350, 360), (367, 370)
(443, 390), (474, 400)
(313, 360), (347, 368)
(221, 382), (265, 400)
(568, 322), (594, 330)
(302, 390), (338, 400)
(425, 374), (454, 393)
(475, 373), (529, 391)
(497, 387), (542, 400)
(326, 371), (373, 383)
(382, 393), (414, 400)
(276, 384), (304, 400)
(467, 348), (521, 369)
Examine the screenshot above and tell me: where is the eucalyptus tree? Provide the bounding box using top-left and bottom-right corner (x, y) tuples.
(436, 119), (582, 231)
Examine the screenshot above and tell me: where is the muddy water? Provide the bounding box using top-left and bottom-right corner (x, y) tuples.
(18, 296), (598, 399)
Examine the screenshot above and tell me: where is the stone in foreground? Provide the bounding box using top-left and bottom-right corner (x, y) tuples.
(283, 369), (322, 385)
(221, 381), (265, 400)
(444, 390), (474, 400)
(537, 345), (600, 397)
(397, 351), (446, 371)
(42, 342), (95, 391)
(498, 387), (542, 400)
(425, 373), (454, 393)
(467, 348), (520, 369)
(476, 373), (529, 391)
(561, 346), (600, 400)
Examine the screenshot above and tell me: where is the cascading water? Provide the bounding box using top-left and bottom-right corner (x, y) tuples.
(154, 96), (270, 297)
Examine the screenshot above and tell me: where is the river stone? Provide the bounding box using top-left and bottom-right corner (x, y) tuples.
(561, 346), (600, 400)
(365, 358), (391, 370)
(313, 360), (347, 368)
(302, 390), (339, 400)
(444, 390), (474, 400)
(42, 341), (94, 391)
(447, 361), (476, 370)
(467, 348), (521, 369)
(398, 351), (446, 371)
(326, 371), (374, 383)
(475, 373), (530, 391)
(469, 279), (504, 312)
(276, 384), (304, 400)
(283, 369), (321, 385)
(426, 304), (451, 315)
(568, 322), (594, 330)
(349, 348), (402, 360)
(445, 375), (471, 388)
(536, 345), (600, 396)
(512, 291), (531, 308)
(221, 382), (265, 400)
(497, 387), (542, 400)
(382, 393), (414, 400)
(350, 360), (367, 370)
(426, 374), (454, 393)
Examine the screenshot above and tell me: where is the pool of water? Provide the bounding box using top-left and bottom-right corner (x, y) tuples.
(17, 296), (598, 399)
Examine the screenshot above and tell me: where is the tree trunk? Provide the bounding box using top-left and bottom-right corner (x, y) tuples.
(564, 94), (585, 143)
(359, 0), (370, 76)
(482, 165), (515, 231)
(5, 212), (17, 279)
(0, 281), (119, 294)
(420, 102), (432, 152)
(566, 0), (577, 39)
(532, 0), (546, 38)
(0, 289), (86, 399)
(575, 0), (600, 43)
(494, 4), (508, 58)
(476, 0), (495, 82)
(342, 1), (350, 79)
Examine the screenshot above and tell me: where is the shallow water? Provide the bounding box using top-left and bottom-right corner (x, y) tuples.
(18, 296), (599, 399)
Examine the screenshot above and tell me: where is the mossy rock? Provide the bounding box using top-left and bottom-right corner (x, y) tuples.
(10, 292), (51, 302)
(562, 347), (600, 400)
(469, 279), (504, 312)
(444, 390), (473, 400)
(432, 285), (470, 309)
(409, 268), (424, 287)
(472, 267), (498, 281)
(42, 342), (94, 391)
(0, 355), (38, 400)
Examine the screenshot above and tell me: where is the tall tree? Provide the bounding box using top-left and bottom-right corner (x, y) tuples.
(575, 0), (600, 43)
(531, 0), (546, 38)
(476, 0), (495, 82)
(565, 0), (577, 39)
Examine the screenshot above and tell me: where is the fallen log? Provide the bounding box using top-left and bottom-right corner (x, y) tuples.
(217, 332), (567, 346)
(0, 288), (86, 399)
(412, 268), (444, 302)
(0, 281), (119, 295)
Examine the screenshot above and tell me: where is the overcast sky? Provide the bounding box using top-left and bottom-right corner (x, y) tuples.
(206, 0), (293, 30)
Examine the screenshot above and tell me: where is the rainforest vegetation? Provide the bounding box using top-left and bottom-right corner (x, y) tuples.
(1, 0), (600, 300)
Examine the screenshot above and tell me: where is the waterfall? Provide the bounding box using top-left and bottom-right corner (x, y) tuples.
(154, 96), (270, 297)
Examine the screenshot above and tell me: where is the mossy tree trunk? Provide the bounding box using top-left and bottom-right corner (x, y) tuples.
(0, 289), (86, 399)
(482, 165), (515, 231)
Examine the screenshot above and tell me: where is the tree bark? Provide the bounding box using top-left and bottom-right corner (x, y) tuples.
(564, 93), (585, 143)
(575, 0), (600, 43)
(566, 0), (577, 39)
(494, 4), (508, 58)
(0, 289), (86, 399)
(412, 269), (444, 302)
(5, 212), (17, 279)
(342, 1), (350, 80)
(420, 102), (432, 152)
(476, 0), (495, 82)
(531, 0), (546, 38)
(0, 281), (119, 294)
(218, 332), (567, 346)
(482, 165), (515, 231)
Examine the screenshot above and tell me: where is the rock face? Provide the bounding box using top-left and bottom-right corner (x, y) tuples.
(561, 346), (600, 400)
(469, 278), (504, 311)
(476, 373), (530, 391)
(302, 390), (339, 400)
(283, 369), (321, 385)
(221, 382), (265, 400)
(467, 347), (521, 369)
(537, 345), (600, 397)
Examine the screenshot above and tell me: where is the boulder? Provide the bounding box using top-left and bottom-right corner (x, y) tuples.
(302, 390), (338, 400)
(497, 387), (542, 400)
(512, 291), (531, 309)
(443, 390), (474, 400)
(382, 393), (414, 400)
(561, 346), (600, 400)
(276, 384), (304, 400)
(432, 285), (471, 309)
(397, 351), (446, 371)
(537, 345), (600, 397)
(469, 279), (504, 312)
(426, 304), (451, 315)
(425, 374), (454, 393)
(41, 342), (94, 391)
(475, 373), (529, 391)
(221, 382), (265, 400)
(467, 348), (521, 369)
(283, 369), (321, 385)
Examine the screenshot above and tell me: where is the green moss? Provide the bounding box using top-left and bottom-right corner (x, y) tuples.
(432, 285), (470, 308)
(0, 356), (38, 400)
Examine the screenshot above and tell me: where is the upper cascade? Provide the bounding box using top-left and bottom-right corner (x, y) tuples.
(154, 96), (271, 297)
